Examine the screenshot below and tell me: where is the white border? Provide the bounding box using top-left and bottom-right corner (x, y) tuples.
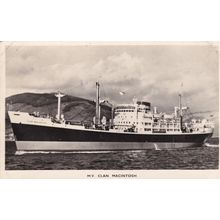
(1, 1), (220, 220)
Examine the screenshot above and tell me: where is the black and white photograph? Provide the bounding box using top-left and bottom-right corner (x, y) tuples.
(2, 42), (219, 176)
(1, 2), (220, 220)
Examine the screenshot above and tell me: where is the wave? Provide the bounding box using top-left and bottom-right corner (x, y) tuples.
(205, 143), (219, 148)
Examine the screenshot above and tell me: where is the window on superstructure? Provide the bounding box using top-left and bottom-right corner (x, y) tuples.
(144, 128), (151, 131)
(145, 122), (151, 126)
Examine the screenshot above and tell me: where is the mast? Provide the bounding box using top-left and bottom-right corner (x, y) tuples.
(179, 93), (183, 131)
(55, 92), (65, 120)
(95, 82), (100, 125)
(110, 104), (114, 128)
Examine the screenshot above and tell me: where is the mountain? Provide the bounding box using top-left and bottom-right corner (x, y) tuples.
(5, 92), (112, 140)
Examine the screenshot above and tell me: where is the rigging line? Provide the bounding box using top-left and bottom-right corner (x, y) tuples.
(81, 105), (96, 123)
(179, 83), (192, 118)
(180, 82), (187, 107)
(100, 80), (108, 101)
(81, 100), (100, 122)
(68, 105), (86, 120)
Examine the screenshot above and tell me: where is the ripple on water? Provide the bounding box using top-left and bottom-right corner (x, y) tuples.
(5, 142), (219, 170)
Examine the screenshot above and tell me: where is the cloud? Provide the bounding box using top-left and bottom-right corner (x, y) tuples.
(6, 44), (219, 113)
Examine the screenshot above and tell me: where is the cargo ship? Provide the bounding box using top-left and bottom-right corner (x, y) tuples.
(8, 82), (214, 151)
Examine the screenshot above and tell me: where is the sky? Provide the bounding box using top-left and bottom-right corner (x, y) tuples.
(6, 43), (219, 113)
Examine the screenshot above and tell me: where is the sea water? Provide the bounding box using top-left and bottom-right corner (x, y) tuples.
(5, 141), (219, 170)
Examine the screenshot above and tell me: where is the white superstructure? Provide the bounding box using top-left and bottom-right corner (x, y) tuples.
(112, 101), (214, 134)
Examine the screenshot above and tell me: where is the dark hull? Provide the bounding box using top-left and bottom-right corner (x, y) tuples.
(11, 123), (212, 150)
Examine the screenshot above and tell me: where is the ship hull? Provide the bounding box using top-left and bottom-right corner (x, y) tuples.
(15, 141), (204, 151)
(11, 123), (212, 151)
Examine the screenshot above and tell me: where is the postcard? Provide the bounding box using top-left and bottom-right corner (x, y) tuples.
(0, 42), (219, 178)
